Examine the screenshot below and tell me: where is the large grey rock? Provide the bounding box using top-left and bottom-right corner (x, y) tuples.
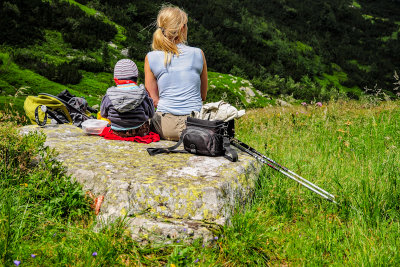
(20, 124), (261, 242)
(276, 99), (292, 107)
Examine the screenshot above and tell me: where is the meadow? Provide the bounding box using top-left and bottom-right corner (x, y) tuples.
(1, 98), (400, 266)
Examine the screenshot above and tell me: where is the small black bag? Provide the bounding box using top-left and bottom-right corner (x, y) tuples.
(147, 117), (238, 162)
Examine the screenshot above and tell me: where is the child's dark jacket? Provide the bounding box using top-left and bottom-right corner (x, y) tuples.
(100, 83), (155, 129)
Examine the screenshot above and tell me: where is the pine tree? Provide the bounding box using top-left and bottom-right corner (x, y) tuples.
(102, 43), (111, 72)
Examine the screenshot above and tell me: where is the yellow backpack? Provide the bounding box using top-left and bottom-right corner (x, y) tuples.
(24, 92), (93, 126)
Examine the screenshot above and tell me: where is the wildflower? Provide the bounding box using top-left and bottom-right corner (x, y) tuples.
(214, 236), (218, 240)
(337, 129), (346, 133)
(14, 260), (21, 266)
(301, 102), (307, 106)
(194, 258), (200, 263)
(316, 102), (322, 107)
(202, 244), (205, 248)
(53, 233), (56, 237)
(20, 183), (28, 187)
(171, 264), (176, 267)
(345, 121), (352, 126)
(176, 240), (180, 243)
(183, 228), (187, 232)
(92, 252), (97, 257)
(31, 254), (36, 258)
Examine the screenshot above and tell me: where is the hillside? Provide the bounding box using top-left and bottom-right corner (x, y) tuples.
(0, 0), (399, 118)
(2, 1), (400, 265)
(0, 0), (271, 118)
(81, 0), (400, 97)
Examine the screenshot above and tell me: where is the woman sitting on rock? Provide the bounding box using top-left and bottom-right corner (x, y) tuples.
(145, 5), (208, 141)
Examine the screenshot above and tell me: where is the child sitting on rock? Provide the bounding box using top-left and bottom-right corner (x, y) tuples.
(101, 59), (155, 137)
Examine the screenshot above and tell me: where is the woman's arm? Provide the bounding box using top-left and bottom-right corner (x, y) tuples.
(144, 55), (159, 108)
(200, 50), (208, 101)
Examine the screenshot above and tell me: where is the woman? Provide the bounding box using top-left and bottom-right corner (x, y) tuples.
(145, 5), (208, 141)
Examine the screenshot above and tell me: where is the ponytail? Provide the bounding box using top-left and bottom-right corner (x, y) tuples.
(151, 6), (188, 66)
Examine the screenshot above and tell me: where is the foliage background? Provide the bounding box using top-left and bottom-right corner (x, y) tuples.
(0, 0), (399, 103)
(1, 1), (400, 266)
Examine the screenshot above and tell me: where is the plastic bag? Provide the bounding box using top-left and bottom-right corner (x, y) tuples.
(81, 119), (109, 135)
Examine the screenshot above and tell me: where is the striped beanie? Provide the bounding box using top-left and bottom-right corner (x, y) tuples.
(113, 59), (138, 79)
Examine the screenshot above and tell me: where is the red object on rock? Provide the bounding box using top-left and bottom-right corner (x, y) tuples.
(93, 195), (104, 215)
(86, 191), (104, 215)
(99, 127), (160, 143)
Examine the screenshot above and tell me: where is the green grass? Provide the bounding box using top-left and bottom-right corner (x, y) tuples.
(0, 52), (72, 96)
(10, 28), (124, 69)
(230, 100), (400, 265)
(207, 71), (270, 109)
(0, 50), (114, 115)
(2, 100), (400, 265)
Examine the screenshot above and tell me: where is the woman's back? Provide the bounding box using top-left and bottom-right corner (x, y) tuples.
(147, 43), (203, 115)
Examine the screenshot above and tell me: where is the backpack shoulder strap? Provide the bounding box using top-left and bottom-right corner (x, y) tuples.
(147, 133), (187, 156)
(39, 93), (91, 120)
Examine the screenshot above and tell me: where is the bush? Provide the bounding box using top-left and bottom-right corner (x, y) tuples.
(252, 74), (326, 101)
(13, 51), (82, 85)
(0, 122), (90, 218)
(206, 85), (244, 109)
(61, 14), (117, 50)
(70, 58), (104, 73)
(0, 80), (15, 95)
(54, 62), (82, 85)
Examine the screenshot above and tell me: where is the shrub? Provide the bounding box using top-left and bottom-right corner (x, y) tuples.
(206, 85), (244, 109)
(0, 122), (90, 218)
(70, 58), (104, 73)
(13, 51), (82, 85)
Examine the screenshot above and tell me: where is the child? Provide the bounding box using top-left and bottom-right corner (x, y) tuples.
(101, 59), (155, 137)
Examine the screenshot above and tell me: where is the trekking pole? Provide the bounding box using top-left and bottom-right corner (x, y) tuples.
(233, 138), (335, 200)
(231, 138), (336, 203)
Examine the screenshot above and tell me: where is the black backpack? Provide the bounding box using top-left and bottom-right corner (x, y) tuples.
(147, 117), (238, 162)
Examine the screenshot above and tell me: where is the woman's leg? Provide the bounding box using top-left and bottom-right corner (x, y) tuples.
(151, 112), (187, 141)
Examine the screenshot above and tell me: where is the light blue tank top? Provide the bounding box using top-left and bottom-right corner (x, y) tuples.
(147, 44), (203, 115)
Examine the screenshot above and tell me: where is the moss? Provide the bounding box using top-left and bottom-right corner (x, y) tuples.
(20, 124), (261, 224)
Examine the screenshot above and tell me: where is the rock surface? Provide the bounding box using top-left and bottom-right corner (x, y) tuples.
(21, 124), (261, 242)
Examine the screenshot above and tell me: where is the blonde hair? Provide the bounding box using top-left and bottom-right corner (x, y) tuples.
(152, 5), (188, 65)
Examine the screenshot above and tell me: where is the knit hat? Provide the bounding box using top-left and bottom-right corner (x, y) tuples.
(113, 59), (138, 79)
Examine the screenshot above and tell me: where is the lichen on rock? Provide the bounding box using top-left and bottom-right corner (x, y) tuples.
(20, 124), (261, 242)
